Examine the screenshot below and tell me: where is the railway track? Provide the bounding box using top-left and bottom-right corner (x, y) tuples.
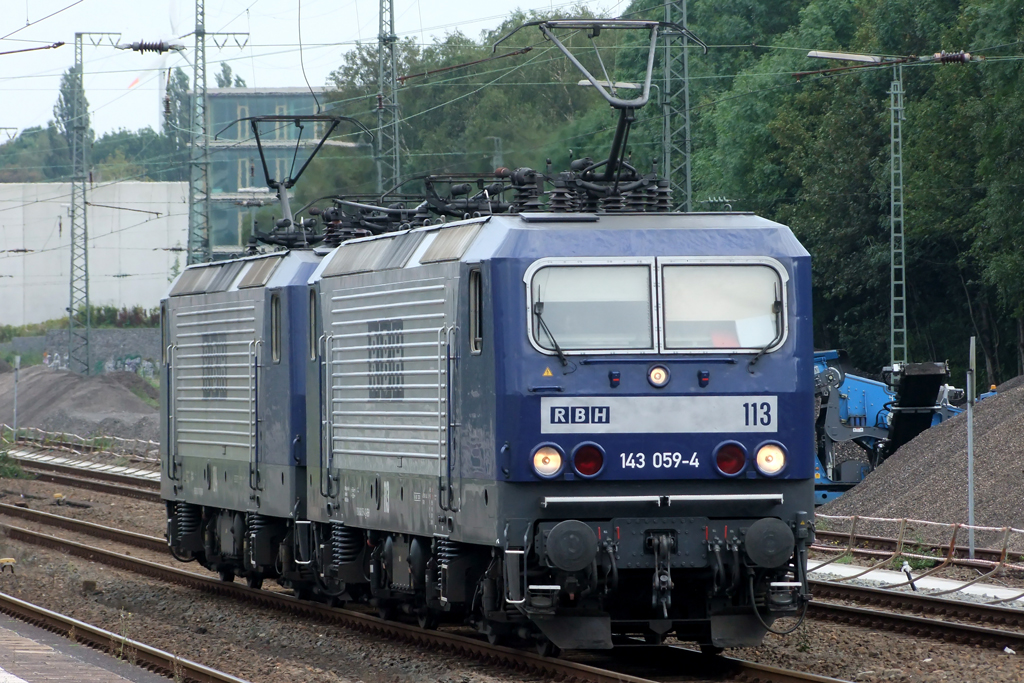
(814, 528), (1021, 566)
(0, 590), (249, 683)
(0, 518), (845, 683)
(19, 467), (162, 502)
(5, 445), (162, 502)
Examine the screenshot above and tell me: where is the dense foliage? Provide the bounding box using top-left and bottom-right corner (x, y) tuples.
(2, 1), (1022, 385)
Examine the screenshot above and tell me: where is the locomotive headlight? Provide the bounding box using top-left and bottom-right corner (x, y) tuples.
(532, 445), (564, 478)
(756, 443), (786, 476)
(648, 364), (670, 388)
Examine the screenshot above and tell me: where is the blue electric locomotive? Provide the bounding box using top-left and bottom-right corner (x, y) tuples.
(299, 209), (813, 652)
(162, 19), (814, 655)
(161, 249), (321, 587)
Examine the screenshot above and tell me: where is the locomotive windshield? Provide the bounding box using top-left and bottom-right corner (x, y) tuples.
(662, 264), (781, 350)
(527, 260), (786, 354)
(530, 265), (653, 350)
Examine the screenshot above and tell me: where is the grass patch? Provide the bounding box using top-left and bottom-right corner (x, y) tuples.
(1, 349), (43, 369)
(0, 450), (31, 479)
(129, 385), (159, 409)
(890, 550), (939, 571)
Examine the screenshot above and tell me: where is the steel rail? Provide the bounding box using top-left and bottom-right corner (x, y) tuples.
(0, 590), (250, 683)
(814, 529), (1018, 565)
(811, 580), (1024, 626)
(4, 506), (1024, 666)
(21, 468), (162, 502)
(0, 523), (842, 683)
(809, 600), (1024, 650)
(0, 502), (167, 552)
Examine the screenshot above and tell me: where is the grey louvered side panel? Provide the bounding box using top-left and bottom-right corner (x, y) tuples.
(327, 279), (447, 464)
(172, 295), (262, 461)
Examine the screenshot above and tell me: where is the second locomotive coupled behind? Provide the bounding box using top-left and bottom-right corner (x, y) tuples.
(162, 19), (814, 654)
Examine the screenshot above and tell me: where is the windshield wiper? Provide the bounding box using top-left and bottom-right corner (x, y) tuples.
(748, 285), (784, 373)
(533, 300), (569, 367)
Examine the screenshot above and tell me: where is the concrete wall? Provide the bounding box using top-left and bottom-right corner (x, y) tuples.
(42, 328), (161, 378)
(0, 335), (47, 358)
(0, 181), (188, 326)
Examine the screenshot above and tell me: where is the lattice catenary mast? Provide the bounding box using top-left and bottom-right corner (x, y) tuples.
(69, 32), (120, 375)
(185, 0), (247, 264)
(187, 0), (210, 264)
(662, 0), (692, 212)
(376, 0), (400, 194)
(889, 64), (907, 366)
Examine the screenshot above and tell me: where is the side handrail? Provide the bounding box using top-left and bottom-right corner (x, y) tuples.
(319, 333), (335, 498)
(446, 324), (461, 513)
(165, 343), (179, 481)
(437, 325), (451, 511)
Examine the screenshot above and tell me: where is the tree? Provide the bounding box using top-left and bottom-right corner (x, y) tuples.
(162, 67), (192, 181)
(215, 62), (246, 88)
(53, 65), (90, 153)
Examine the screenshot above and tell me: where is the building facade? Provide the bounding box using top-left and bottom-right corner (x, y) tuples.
(206, 87), (349, 256)
(0, 182), (188, 326)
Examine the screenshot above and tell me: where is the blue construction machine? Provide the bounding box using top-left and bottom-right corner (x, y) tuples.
(812, 350), (985, 505)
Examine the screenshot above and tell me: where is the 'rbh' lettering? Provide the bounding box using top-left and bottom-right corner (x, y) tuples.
(550, 406), (611, 424)
(368, 319), (404, 399)
(201, 332), (228, 399)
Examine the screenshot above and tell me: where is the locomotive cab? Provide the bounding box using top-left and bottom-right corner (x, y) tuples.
(162, 250), (322, 591)
(303, 211), (814, 652)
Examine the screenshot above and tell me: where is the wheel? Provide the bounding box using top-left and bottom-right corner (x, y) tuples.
(294, 587), (314, 601)
(377, 604), (396, 621)
(486, 631), (504, 646)
(416, 609), (438, 630)
(644, 632), (664, 645)
(535, 639), (561, 658)
(218, 568), (234, 583)
(246, 574), (263, 590)
(699, 644), (724, 656)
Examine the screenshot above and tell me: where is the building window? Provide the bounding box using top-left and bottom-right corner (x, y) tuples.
(271, 293), (282, 363)
(469, 269), (483, 354)
(237, 213), (246, 247)
(237, 158), (249, 190)
(275, 105), (287, 139)
(236, 105), (249, 139)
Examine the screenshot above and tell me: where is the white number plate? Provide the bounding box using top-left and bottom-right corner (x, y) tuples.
(541, 396), (778, 434)
(620, 451), (700, 470)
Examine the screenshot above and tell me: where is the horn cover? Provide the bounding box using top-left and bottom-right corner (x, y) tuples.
(745, 517), (795, 568)
(546, 520), (598, 572)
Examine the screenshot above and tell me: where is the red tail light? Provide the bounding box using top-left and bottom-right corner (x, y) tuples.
(715, 442), (747, 476)
(573, 443), (605, 477)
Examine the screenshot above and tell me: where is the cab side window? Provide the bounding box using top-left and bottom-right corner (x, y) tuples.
(469, 269), (483, 354)
(271, 293), (282, 363)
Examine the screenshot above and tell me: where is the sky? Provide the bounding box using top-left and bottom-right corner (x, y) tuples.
(0, 0), (623, 140)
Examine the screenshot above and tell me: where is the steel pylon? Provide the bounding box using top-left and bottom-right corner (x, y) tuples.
(662, 0), (692, 212)
(890, 64), (907, 365)
(375, 0), (400, 194)
(187, 0), (210, 264)
(68, 32), (120, 375)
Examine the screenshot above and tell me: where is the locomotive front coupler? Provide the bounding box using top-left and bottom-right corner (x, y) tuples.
(647, 532), (676, 618)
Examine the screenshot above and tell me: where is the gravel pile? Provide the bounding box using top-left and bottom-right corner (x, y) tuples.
(821, 382), (1024, 531)
(0, 366), (158, 441)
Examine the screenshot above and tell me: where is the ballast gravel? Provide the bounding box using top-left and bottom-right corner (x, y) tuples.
(0, 479), (1020, 682)
(821, 381), (1024, 532)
